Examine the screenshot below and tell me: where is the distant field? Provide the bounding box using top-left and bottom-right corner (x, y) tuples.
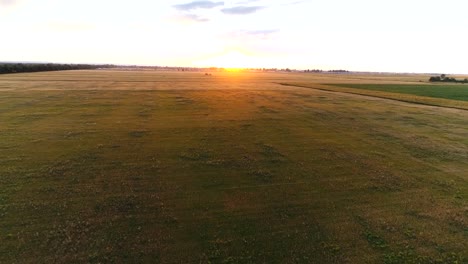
(332, 84), (468, 102)
(281, 82), (468, 111)
(0, 71), (467, 263)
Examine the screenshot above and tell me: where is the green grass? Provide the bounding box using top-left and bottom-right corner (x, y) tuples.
(332, 84), (468, 102)
(0, 71), (467, 263)
(281, 82), (468, 110)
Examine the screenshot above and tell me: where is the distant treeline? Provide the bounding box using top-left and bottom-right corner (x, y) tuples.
(0, 63), (114, 74)
(304, 69), (349, 73)
(429, 74), (467, 84)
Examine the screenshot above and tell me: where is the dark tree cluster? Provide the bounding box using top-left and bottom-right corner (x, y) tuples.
(303, 69), (349, 73)
(0, 63), (114, 74)
(429, 74), (467, 83)
(328, 70), (349, 73)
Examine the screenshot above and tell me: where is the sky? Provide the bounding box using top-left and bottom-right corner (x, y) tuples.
(1, 0), (467, 73)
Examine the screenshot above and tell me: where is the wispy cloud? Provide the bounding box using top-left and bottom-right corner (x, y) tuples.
(172, 13), (210, 24)
(227, 29), (279, 39)
(235, 0), (260, 4)
(173, 1), (224, 11)
(182, 14), (210, 22)
(47, 22), (96, 32)
(0, 0), (17, 7)
(244, 29), (279, 36)
(221, 6), (265, 15)
(285, 0), (306, 6)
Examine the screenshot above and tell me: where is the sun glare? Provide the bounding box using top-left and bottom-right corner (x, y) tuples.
(195, 51), (257, 70)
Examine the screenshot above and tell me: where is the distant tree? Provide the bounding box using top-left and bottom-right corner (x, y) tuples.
(0, 63), (114, 75)
(429, 75), (468, 83)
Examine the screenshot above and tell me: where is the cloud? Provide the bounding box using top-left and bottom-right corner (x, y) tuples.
(227, 29), (279, 40)
(235, 0), (260, 4)
(221, 5), (265, 15)
(172, 13), (210, 24)
(173, 1), (224, 11)
(47, 22), (96, 32)
(285, 0), (306, 5)
(244, 29), (279, 36)
(0, 0), (17, 7)
(182, 14), (210, 22)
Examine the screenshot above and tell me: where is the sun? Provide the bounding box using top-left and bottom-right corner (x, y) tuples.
(195, 50), (257, 70)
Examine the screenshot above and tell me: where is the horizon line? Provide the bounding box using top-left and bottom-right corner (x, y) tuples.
(1, 61), (466, 76)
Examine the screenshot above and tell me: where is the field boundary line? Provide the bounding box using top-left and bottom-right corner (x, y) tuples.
(278, 82), (468, 111)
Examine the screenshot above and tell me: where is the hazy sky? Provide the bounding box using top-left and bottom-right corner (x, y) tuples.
(1, 0), (467, 73)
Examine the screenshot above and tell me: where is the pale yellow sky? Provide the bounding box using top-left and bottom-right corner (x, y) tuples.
(1, 0), (467, 73)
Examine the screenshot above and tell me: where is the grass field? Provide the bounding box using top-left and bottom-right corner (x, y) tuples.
(331, 84), (468, 102)
(0, 70), (467, 263)
(281, 83), (468, 111)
